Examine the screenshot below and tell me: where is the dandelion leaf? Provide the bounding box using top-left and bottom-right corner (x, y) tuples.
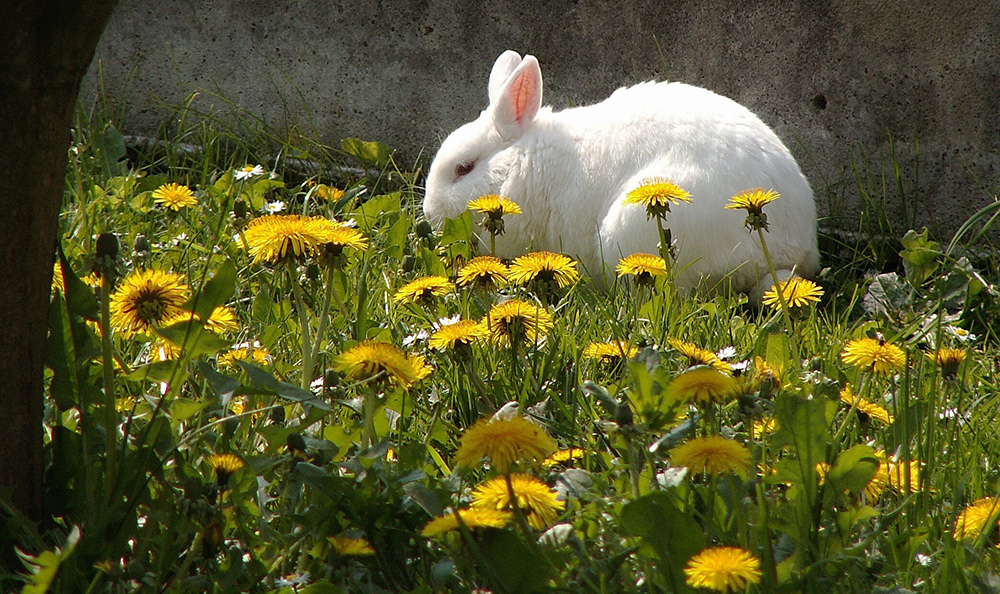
(477, 528), (552, 593)
(621, 491), (704, 590)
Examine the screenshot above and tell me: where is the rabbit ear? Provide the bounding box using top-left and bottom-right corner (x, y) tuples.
(491, 54), (543, 141)
(489, 50), (523, 104)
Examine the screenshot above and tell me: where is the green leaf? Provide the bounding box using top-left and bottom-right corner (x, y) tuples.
(477, 529), (552, 593)
(350, 192), (400, 234)
(828, 444), (879, 496)
(18, 525), (80, 594)
(439, 210), (473, 261)
(57, 248), (99, 320)
(419, 245), (448, 277)
(290, 462), (347, 501)
(620, 491), (703, 592)
(195, 361), (241, 404)
(900, 228), (940, 287)
(235, 361), (331, 410)
(95, 124), (126, 177)
(154, 320), (231, 358)
(125, 360), (187, 385)
(384, 212), (411, 261)
(341, 138), (393, 168)
(403, 482), (443, 518)
(168, 398), (211, 421)
(188, 260), (237, 321)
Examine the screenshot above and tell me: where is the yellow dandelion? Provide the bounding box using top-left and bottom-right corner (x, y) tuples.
(219, 344), (270, 368)
(839, 384), (893, 426)
(508, 251), (581, 290)
(482, 299), (554, 347)
(314, 184), (346, 203)
(667, 338), (732, 373)
(228, 396), (246, 415)
(318, 225), (369, 269)
(161, 305), (239, 335)
(206, 453), (245, 487)
(455, 415), (557, 473)
(928, 347), (967, 380)
(954, 497), (1000, 542)
(671, 436), (750, 477)
(841, 337), (906, 375)
(456, 255), (509, 290)
(752, 356), (787, 395)
(684, 546), (762, 593)
(544, 447), (586, 468)
(726, 188), (780, 213)
(429, 320), (487, 351)
(665, 367), (741, 407)
(616, 253), (669, 284)
(110, 269), (190, 337)
(467, 194), (522, 217)
(750, 416), (778, 440)
(762, 277), (823, 311)
(864, 451), (927, 500)
(335, 341), (433, 390)
(623, 177), (692, 219)
(152, 182), (198, 210)
(242, 214), (354, 265)
(328, 536), (375, 556)
(471, 474), (566, 529)
(582, 340), (638, 364)
(393, 275), (455, 305)
(421, 507), (512, 537)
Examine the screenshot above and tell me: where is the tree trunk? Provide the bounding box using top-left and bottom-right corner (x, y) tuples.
(0, 1), (119, 521)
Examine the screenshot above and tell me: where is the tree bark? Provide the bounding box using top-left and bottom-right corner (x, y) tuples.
(0, 1), (119, 521)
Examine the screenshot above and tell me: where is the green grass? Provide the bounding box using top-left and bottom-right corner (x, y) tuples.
(5, 100), (1000, 593)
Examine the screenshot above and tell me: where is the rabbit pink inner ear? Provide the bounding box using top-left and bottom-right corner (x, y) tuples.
(488, 51), (523, 103)
(492, 55), (543, 140)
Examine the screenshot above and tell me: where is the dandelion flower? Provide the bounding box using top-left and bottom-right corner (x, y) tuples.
(544, 448), (586, 468)
(616, 253), (669, 284)
(726, 188), (780, 213)
(928, 347), (966, 380)
(508, 251), (580, 289)
(393, 275), (455, 305)
(750, 417), (778, 440)
(206, 453), (245, 487)
(954, 497), (1000, 542)
(684, 546), (762, 593)
(471, 474), (566, 529)
(242, 214), (353, 265)
(328, 536), (375, 556)
(726, 188), (780, 231)
(235, 164), (265, 180)
(483, 299), (554, 347)
(456, 255), (509, 290)
(455, 415), (557, 473)
(839, 384), (893, 426)
(421, 508), (512, 537)
(152, 182), (198, 210)
(667, 338), (732, 373)
(671, 436), (750, 477)
(335, 341), (433, 389)
(762, 277), (823, 311)
(468, 194), (522, 217)
(841, 337), (906, 375)
(110, 269), (190, 337)
(314, 184), (346, 203)
(429, 320), (487, 351)
(583, 340), (638, 364)
(624, 177), (691, 219)
(665, 367), (741, 406)
(161, 305), (239, 336)
(219, 342), (270, 368)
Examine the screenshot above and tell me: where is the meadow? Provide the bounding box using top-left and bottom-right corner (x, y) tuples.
(9, 96), (1000, 593)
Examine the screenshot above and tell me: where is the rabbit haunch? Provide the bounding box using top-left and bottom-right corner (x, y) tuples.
(423, 50), (819, 298)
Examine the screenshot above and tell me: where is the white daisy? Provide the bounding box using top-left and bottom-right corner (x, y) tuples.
(235, 164), (265, 180)
(262, 201), (286, 214)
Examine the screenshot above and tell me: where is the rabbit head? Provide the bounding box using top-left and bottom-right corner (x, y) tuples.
(423, 51), (542, 234)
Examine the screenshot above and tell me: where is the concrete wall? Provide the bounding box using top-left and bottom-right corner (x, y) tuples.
(83, 0), (1000, 240)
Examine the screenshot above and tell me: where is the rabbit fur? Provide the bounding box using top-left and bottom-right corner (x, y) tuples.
(423, 50), (819, 299)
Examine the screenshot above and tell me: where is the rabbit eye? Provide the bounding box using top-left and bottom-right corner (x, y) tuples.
(455, 160), (476, 178)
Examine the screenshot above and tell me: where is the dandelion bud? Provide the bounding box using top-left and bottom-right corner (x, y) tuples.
(96, 232), (120, 260)
(133, 233), (150, 255)
(415, 219), (434, 238)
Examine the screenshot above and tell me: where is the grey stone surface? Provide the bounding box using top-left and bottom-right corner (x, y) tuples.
(82, 0), (1000, 240)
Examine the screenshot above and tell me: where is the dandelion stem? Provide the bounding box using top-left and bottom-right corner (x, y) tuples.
(290, 271), (314, 390)
(756, 228), (797, 357)
(99, 273), (119, 493)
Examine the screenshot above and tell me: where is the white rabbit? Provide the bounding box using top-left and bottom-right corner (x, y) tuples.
(423, 50), (819, 299)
